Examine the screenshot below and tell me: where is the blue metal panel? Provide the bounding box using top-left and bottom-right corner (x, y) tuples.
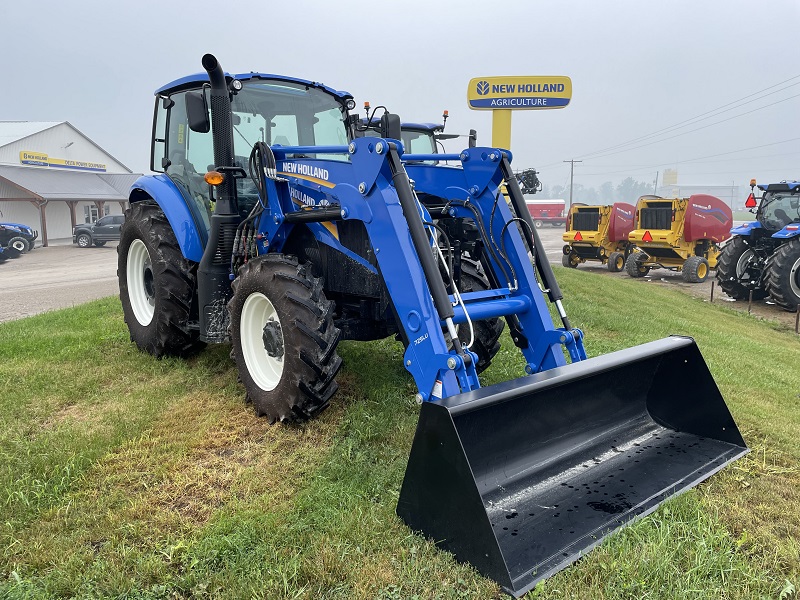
(771, 224), (800, 239)
(249, 139), (581, 402)
(129, 175), (206, 262)
(730, 221), (761, 236)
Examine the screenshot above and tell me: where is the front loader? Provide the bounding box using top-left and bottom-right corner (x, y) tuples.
(626, 194), (732, 282)
(562, 202), (636, 271)
(119, 54), (748, 597)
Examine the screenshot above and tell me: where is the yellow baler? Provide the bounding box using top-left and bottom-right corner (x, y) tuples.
(626, 194), (732, 282)
(562, 202), (636, 271)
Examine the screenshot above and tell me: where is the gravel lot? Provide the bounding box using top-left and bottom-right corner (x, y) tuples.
(0, 242), (120, 323)
(0, 227), (796, 332)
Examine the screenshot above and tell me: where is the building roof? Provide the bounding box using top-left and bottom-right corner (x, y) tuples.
(0, 121), (133, 173)
(0, 121), (61, 148)
(0, 164), (139, 201)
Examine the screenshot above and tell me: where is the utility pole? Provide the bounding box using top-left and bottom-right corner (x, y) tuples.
(654, 171), (659, 195)
(564, 159), (582, 210)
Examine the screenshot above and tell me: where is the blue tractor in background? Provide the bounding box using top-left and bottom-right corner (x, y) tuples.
(717, 179), (800, 310)
(118, 54), (747, 597)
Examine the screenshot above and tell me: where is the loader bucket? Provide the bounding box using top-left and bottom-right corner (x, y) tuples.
(397, 336), (747, 597)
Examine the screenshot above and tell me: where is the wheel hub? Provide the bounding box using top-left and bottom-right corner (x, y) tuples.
(262, 319), (284, 359)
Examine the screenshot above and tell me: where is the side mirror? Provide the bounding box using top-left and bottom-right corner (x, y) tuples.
(380, 113), (401, 140)
(186, 91), (210, 133)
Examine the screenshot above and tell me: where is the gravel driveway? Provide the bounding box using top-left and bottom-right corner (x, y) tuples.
(0, 242), (120, 323)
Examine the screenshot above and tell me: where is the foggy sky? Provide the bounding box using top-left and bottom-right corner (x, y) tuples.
(2, 0), (797, 197)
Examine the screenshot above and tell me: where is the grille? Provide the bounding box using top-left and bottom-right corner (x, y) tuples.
(572, 211), (600, 231)
(640, 208), (672, 230)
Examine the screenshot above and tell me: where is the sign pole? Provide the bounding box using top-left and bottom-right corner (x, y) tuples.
(491, 111), (513, 150)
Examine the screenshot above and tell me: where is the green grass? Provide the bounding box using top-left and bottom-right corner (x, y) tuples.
(1, 271), (798, 599)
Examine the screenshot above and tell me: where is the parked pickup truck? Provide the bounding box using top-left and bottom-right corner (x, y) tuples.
(73, 214), (125, 248)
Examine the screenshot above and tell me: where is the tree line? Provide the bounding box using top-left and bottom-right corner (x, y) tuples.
(539, 177), (656, 205)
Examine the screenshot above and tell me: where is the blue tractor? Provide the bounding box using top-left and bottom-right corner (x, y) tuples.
(119, 55), (747, 597)
(717, 179), (800, 310)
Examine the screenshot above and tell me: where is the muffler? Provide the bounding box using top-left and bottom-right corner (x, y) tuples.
(397, 336), (747, 597)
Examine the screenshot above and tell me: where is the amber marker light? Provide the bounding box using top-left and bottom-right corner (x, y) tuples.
(204, 171), (224, 186)
(750, 178), (757, 187)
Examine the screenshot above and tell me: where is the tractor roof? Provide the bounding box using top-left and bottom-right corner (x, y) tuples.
(360, 118), (443, 133)
(756, 180), (800, 193)
(155, 72), (353, 101)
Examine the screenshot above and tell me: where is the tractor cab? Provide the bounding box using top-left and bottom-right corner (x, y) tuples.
(150, 72), (355, 234)
(749, 180), (800, 233)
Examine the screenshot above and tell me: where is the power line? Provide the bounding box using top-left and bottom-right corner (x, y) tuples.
(579, 93), (800, 162)
(542, 136), (800, 178)
(575, 74), (800, 160)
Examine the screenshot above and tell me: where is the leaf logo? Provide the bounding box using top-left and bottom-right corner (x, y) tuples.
(476, 80), (490, 96)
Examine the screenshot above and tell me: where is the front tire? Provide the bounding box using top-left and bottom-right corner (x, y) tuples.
(625, 253), (650, 277)
(561, 253), (579, 268)
(76, 233), (92, 248)
(228, 254), (342, 423)
(534, 220), (544, 229)
(716, 237), (767, 300)
(8, 237), (29, 253)
(682, 255), (710, 283)
(118, 201), (203, 357)
(456, 259), (504, 373)
(608, 251), (625, 272)
(764, 239), (800, 310)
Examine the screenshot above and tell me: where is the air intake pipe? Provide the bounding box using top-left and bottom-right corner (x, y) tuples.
(201, 53), (237, 215)
(197, 54), (240, 343)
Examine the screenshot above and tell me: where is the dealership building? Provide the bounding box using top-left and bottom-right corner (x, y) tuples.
(0, 122), (140, 246)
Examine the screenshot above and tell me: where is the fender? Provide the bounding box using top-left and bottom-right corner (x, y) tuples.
(129, 174), (208, 262)
(771, 223), (800, 240)
(730, 220), (760, 237)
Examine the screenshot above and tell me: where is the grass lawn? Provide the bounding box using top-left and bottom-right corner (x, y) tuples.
(1, 268), (798, 599)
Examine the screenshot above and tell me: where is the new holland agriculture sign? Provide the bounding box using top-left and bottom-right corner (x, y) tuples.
(467, 76), (572, 110)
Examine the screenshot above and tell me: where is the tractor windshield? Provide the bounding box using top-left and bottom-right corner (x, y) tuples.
(230, 79), (349, 162)
(760, 192), (800, 230)
(402, 128), (436, 155)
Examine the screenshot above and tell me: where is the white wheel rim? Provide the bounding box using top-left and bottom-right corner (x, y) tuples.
(127, 239), (155, 326)
(79, 235), (89, 247)
(791, 256), (800, 298)
(241, 292), (285, 391)
(12, 239), (26, 251)
(736, 249), (755, 280)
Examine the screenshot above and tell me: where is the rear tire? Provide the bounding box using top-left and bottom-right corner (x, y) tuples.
(534, 220), (544, 229)
(118, 201), (203, 357)
(625, 253), (650, 277)
(607, 251), (625, 272)
(682, 255), (709, 283)
(457, 259), (504, 373)
(764, 238), (800, 310)
(94, 240), (107, 247)
(8, 237), (29, 253)
(716, 237), (767, 300)
(228, 254), (342, 423)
